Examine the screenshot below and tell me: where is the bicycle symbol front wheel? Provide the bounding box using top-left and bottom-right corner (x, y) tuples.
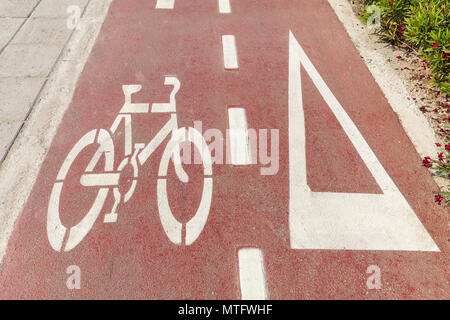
(157, 127), (213, 246)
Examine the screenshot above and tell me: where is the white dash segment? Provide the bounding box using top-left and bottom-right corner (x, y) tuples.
(219, 0), (231, 13)
(222, 35), (239, 70)
(228, 108), (252, 165)
(238, 248), (267, 300)
(155, 0), (174, 9)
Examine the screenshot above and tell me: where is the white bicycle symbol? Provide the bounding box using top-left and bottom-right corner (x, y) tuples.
(47, 76), (213, 252)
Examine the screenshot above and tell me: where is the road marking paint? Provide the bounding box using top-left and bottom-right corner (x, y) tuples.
(151, 77), (180, 113)
(238, 248), (267, 300)
(288, 31), (439, 251)
(80, 173), (120, 187)
(48, 129), (115, 252)
(64, 188), (109, 251)
(218, 0), (231, 13)
(157, 179), (182, 245)
(120, 85), (150, 113)
(155, 0), (175, 9)
(157, 127), (213, 246)
(228, 107), (252, 165)
(222, 35), (239, 70)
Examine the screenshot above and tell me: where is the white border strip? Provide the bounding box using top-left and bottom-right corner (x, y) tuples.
(228, 107), (252, 165)
(222, 35), (239, 70)
(155, 0), (175, 9)
(219, 0), (231, 14)
(238, 248), (267, 300)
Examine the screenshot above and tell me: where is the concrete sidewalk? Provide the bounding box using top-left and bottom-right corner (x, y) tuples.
(0, 0), (89, 163)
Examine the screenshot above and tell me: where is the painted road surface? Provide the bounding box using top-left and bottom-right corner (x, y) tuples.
(0, 0), (448, 299)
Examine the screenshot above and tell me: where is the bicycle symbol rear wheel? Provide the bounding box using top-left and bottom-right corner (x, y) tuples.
(47, 129), (114, 252)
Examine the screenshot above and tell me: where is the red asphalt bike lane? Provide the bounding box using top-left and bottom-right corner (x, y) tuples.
(0, 0), (448, 299)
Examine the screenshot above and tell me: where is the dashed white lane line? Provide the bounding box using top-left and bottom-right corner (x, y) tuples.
(155, 0), (175, 9)
(222, 35), (239, 70)
(219, 0), (231, 13)
(238, 248), (267, 300)
(228, 107), (252, 165)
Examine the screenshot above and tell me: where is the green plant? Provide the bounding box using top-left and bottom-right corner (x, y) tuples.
(404, 0), (449, 88)
(404, 1), (448, 48)
(360, 0), (450, 94)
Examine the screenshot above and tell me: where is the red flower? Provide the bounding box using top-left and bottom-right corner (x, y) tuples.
(389, 1), (394, 6)
(434, 194), (443, 205)
(396, 55), (402, 59)
(423, 157), (432, 167)
(441, 7), (446, 13)
(432, 42), (439, 48)
(446, 144), (450, 151)
(435, 143), (441, 147)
